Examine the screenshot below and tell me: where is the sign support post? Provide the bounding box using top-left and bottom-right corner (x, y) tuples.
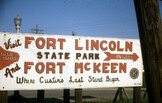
(37, 90), (44, 103)
(64, 89), (70, 103)
(134, 0), (162, 102)
(113, 88), (129, 102)
(133, 87), (141, 103)
(0, 91), (7, 103)
(75, 89), (82, 103)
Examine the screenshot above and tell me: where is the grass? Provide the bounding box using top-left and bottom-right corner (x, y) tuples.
(8, 98), (148, 103)
(82, 98), (148, 103)
(8, 95), (148, 103)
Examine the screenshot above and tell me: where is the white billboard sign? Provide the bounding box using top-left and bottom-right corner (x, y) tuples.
(0, 33), (143, 90)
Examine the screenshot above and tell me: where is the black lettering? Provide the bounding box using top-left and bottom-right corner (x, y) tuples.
(44, 52), (50, 59)
(95, 53), (99, 59)
(76, 53), (81, 59)
(37, 52), (42, 59)
(4, 68), (13, 78)
(4, 38), (11, 49)
(16, 77), (23, 84)
(4, 38), (22, 49)
(51, 52), (57, 59)
(40, 76), (44, 83)
(82, 53), (87, 60)
(58, 52), (63, 59)
(89, 53), (93, 59)
(65, 53), (70, 59)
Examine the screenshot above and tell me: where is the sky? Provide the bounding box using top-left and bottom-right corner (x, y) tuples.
(0, 0), (162, 39)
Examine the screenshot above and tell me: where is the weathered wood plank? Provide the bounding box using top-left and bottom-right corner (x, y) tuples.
(134, 0), (162, 102)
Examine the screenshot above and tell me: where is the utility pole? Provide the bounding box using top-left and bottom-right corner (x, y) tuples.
(31, 24), (44, 103)
(72, 31), (75, 36)
(134, 0), (162, 103)
(31, 24), (44, 34)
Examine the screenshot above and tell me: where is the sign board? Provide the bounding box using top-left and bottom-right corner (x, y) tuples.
(0, 33), (143, 90)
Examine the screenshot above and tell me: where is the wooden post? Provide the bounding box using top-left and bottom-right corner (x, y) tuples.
(37, 90), (44, 103)
(64, 89), (70, 103)
(113, 88), (120, 102)
(113, 88), (129, 103)
(134, 0), (162, 103)
(122, 88), (129, 101)
(10, 90), (22, 101)
(0, 91), (8, 103)
(133, 87), (141, 103)
(119, 88), (123, 102)
(75, 89), (82, 103)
